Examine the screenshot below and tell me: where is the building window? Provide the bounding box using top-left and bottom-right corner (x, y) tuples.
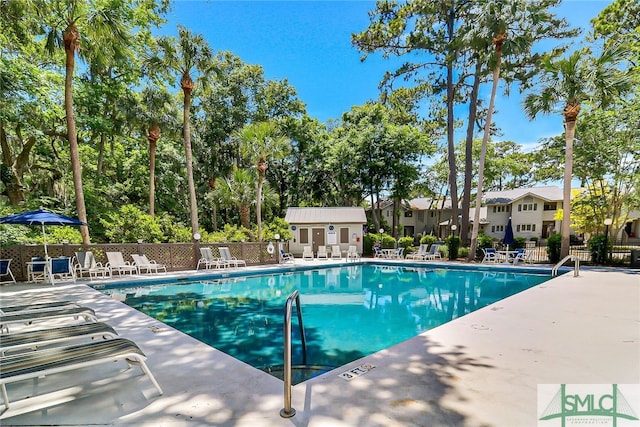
(544, 202), (557, 211)
(516, 224), (537, 232)
(493, 205), (509, 213)
(340, 228), (349, 243)
(404, 211), (413, 217)
(492, 225), (504, 233)
(299, 228), (309, 244)
(518, 203), (538, 212)
(418, 212), (425, 221)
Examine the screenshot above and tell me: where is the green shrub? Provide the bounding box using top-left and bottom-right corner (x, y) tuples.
(101, 205), (164, 243)
(205, 224), (254, 242)
(475, 233), (493, 260)
(380, 234), (397, 249)
(398, 236), (413, 250)
(420, 235), (437, 246)
(547, 233), (562, 263)
(458, 246), (469, 258)
(363, 233), (376, 256)
(261, 218), (292, 242)
(587, 234), (609, 264)
(514, 237), (526, 249)
(445, 235), (461, 260)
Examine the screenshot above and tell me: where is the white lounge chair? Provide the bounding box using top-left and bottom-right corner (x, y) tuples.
(105, 252), (137, 276)
(279, 249), (294, 263)
(0, 337), (163, 409)
(197, 247), (227, 269)
(0, 301), (81, 315)
(0, 306), (97, 333)
(302, 246), (314, 261)
(0, 259), (16, 285)
(75, 251), (110, 280)
(131, 254), (167, 274)
(346, 245), (360, 261)
(219, 247), (246, 267)
(406, 244), (428, 260)
(316, 246), (328, 260)
(0, 322), (118, 355)
(330, 246), (342, 260)
(423, 244), (442, 260)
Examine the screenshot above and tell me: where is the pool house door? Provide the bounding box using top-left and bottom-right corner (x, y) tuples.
(312, 228), (325, 253)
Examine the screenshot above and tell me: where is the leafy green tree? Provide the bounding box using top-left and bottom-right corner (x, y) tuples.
(523, 44), (631, 257)
(353, 0), (472, 233)
(101, 204), (165, 243)
(570, 104), (640, 239)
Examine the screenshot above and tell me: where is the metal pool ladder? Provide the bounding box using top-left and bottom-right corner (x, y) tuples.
(280, 290), (307, 418)
(552, 255), (580, 277)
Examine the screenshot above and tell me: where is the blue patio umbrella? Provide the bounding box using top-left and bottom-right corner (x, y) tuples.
(0, 208), (87, 258)
(503, 217), (516, 250)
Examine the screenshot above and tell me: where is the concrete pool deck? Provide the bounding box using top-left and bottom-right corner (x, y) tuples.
(1, 261), (638, 426)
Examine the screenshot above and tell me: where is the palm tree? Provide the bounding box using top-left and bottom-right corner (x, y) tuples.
(36, 0), (136, 244)
(214, 168), (257, 229)
(147, 26), (215, 240)
(523, 45), (630, 258)
(235, 122), (290, 241)
(139, 87), (178, 218)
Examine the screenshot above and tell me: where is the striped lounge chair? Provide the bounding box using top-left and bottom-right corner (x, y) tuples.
(0, 306), (97, 333)
(0, 337), (163, 409)
(0, 322), (118, 355)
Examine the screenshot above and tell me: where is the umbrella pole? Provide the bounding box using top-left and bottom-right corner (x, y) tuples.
(41, 223), (54, 284)
(42, 223), (49, 259)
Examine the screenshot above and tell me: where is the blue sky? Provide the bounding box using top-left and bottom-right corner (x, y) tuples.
(163, 0), (612, 151)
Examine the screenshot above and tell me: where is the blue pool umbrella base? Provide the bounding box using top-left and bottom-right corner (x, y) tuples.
(0, 209), (87, 258)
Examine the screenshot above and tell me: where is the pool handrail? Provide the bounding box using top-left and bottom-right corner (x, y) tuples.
(551, 255), (580, 277)
(280, 289), (307, 418)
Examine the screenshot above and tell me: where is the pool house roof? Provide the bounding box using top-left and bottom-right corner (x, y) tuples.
(285, 207), (367, 224)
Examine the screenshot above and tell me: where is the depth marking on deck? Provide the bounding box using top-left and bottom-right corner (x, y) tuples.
(338, 363), (376, 381)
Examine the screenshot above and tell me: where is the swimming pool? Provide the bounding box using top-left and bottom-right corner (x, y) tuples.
(101, 264), (551, 383)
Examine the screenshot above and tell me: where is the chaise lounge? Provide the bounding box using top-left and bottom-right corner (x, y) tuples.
(0, 306), (97, 334)
(131, 254), (167, 274)
(0, 322), (118, 355)
(0, 337), (163, 409)
(105, 252), (138, 276)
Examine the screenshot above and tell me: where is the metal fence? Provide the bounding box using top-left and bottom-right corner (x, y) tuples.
(1, 242), (283, 282)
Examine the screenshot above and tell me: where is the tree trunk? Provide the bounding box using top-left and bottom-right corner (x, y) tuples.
(181, 73), (199, 241)
(256, 156), (267, 241)
(461, 62), (482, 246)
(147, 123), (160, 218)
(445, 7), (459, 232)
(64, 23), (90, 244)
(469, 33), (505, 262)
(369, 192), (380, 231)
(239, 203), (250, 229)
(1, 124), (25, 204)
(561, 114), (578, 258)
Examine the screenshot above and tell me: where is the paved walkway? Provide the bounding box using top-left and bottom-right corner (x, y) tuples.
(0, 263), (638, 426)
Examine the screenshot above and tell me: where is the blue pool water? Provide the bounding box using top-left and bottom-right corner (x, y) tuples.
(102, 265), (551, 382)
